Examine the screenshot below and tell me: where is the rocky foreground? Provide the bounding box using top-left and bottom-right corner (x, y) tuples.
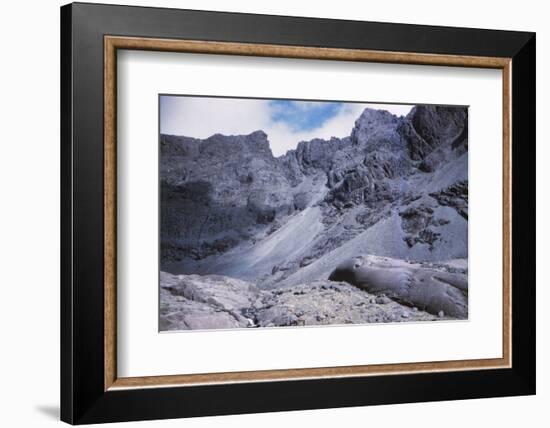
(160, 255), (467, 331)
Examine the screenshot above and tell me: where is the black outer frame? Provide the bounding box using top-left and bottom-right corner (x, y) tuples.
(60, 2), (536, 424)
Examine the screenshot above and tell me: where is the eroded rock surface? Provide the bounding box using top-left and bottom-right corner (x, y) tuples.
(160, 271), (439, 331)
(328, 255), (468, 318)
(254, 280), (439, 327)
(160, 272), (260, 330)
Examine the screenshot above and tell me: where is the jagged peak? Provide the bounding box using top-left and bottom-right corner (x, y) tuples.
(198, 130), (270, 153)
(407, 105), (468, 122)
(248, 130), (268, 139)
(355, 107), (399, 126)
(205, 129), (268, 142)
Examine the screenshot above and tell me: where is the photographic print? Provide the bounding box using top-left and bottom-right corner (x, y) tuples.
(159, 95), (468, 331)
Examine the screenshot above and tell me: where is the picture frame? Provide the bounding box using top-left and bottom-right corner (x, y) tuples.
(60, 2), (535, 424)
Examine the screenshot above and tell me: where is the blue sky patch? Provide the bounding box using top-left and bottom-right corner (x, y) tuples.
(269, 100), (344, 132)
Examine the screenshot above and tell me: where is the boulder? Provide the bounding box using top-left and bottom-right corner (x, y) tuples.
(328, 255), (468, 318)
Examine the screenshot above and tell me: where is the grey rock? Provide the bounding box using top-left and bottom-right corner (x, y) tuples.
(160, 272), (440, 330)
(375, 296), (392, 304)
(160, 131), (297, 265)
(254, 279), (438, 327)
(400, 106), (468, 161)
(329, 255), (468, 318)
(160, 272), (263, 331)
(430, 180), (468, 219)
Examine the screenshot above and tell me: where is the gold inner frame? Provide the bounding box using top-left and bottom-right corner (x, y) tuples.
(104, 35), (512, 391)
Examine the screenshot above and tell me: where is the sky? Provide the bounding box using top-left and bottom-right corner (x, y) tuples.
(160, 96), (413, 157)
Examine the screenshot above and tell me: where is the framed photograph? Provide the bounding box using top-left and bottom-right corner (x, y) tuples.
(61, 2), (535, 424)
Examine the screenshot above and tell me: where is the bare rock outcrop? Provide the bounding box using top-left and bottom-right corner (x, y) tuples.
(329, 255), (468, 318)
(160, 131), (297, 264)
(253, 280), (438, 327)
(160, 272), (261, 330)
(160, 271), (440, 331)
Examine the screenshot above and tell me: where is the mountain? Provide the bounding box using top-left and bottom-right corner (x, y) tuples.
(160, 105), (468, 294)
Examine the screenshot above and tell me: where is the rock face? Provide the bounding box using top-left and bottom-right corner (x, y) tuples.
(161, 131), (297, 262)
(159, 104), (469, 328)
(160, 271), (439, 331)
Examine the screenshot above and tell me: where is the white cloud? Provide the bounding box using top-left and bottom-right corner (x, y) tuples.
(160, 96), (413, 157)
(160, 96), (271, 138)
